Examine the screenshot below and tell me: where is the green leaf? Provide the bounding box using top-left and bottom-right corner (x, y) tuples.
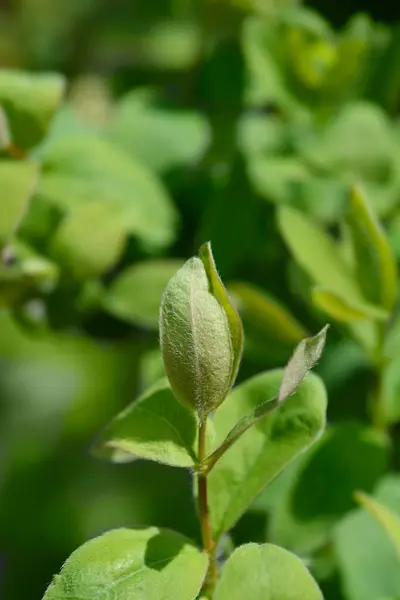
(50, 200), (127, 280)
(270, 424), (389, 554)
(214, 542), (323, 600)
(228, 281), (308, 362)
(278, 325), (328, 402)
(199, 242), (243, 391)
(159, 250), (241, 418)
(278, 205), (365, 303)
(312, 286), (389, 323)
(346, 185), (398, 311)
(355, 491), (400, 559)
(0, 69), (65, 149)
(93, 378), (208, 468)
(301, 101), (395, 176)
(201, 326), (328, 473)
(108, 88), (209, 173)
(38, 136), (178, 251)
(0, 161), (38, 248)
(334, 475), (400, 600)
(247, 155), (311, 204)
(207, 369), (327, 540)
(104, 260), (185, 328)
(42, 527), (208, 600)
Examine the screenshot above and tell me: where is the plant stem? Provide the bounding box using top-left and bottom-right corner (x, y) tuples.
(198, 420), (218, 597)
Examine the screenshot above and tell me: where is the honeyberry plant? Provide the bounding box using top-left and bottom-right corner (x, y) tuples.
(42, 242), (329, 600)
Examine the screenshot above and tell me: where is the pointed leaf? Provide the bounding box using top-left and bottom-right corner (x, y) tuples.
(104, 260), (185, 328)
(199, 241), (243, 390)
(0, 69), (65, 149)
(214, 543), (323, 600)
(278, 325), (328, 402)
(0, 161), (38, 248)
(355, 491), (400, 559)
(42, 527), (208, 600)
(202, 327), (328, 473)
(347, 184), (398, 311)
(93, 378), (209, 468)
(207, 369), (327, 540)
(278, 205), (364, 303)
(312, 286), (389, 323)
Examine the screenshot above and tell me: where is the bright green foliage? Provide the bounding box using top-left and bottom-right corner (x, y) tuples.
(107, 88), (210, 173)
(0, 161), (38, 248)
(93, 378), (214, 468)
(214, 543), (323, 600)
(207, 369), (327, 540)
(347, 185), (398, 311)
(312, 286), (389, 322)
(42, 527), (208, 600)
(0, 69), (65, 149)
(39, 136), (178, 251)
(104, 259), (185, 328)
(50, 200), (127, 280)
(201, 326), (328, 472)
(159, 249), (241, 418)
(278, 206), (363, 301)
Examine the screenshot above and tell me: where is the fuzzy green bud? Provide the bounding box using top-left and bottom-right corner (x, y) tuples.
(159, 242), (243, 419)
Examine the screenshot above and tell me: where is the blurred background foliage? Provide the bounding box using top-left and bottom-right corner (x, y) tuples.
(0, 0), (400, 599)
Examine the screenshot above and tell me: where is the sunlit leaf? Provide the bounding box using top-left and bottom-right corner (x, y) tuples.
(0, 69), (65, 149)
(93, 378), (208, 468)
(347, 184), (398, 311)
(42, 527), (208, 600)
(312, 286), (389, 323)
(207, 369), (327, 540)
(214, 542), (323, 600)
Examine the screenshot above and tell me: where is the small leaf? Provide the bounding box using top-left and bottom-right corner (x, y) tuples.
(355, 491), (400, 559)
(50, 200), (126, 280)
(104, 260), (185, 328)
(93, 378), (208, 468)
(159, 249), (242, 418)
(199, 242), (243, 391)
(42, 527), (208, 600)
(312, 286), (389, 323)
(278, 205), (365, 303)
(202, 327), (327, 473)
(278, 325), (328, 402)
(0, 161), (39, 248)
(214, 542), (323, 600)
(207, 369), (327, 540)
(0, 69), (65, 149)
(347, 184), (398, 311)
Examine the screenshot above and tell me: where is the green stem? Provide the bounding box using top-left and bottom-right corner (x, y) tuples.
(198, 420), (218, 597)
